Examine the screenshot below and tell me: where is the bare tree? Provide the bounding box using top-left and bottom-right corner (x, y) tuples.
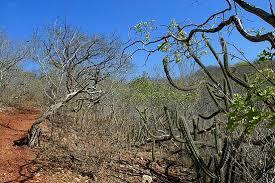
(14, 22), (129, 147)
(0, 30), (29, 94)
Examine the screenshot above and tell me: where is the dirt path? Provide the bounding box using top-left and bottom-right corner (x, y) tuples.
(0, 107), (194, 183)
(0, 107), (44, 183)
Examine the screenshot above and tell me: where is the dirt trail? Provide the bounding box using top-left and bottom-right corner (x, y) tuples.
(0, 107), (44, 183)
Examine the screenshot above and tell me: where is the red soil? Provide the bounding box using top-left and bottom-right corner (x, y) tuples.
(0, 108), (45, 183)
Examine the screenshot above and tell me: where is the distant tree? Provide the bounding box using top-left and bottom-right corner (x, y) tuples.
(0, 30), (29, 95)
(126, 74), (197, 108)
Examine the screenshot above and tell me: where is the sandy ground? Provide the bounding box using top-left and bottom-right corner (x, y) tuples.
(0, 107), (195, 183)
(0, 107), (45, 183)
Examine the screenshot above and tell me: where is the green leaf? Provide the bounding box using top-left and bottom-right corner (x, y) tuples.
(174, 51), (182, 63)
(158, 42), (170, 52)
(163, 55), (170, 64)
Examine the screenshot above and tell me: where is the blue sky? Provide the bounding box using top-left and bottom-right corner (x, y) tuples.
(0, 0), (272, 77)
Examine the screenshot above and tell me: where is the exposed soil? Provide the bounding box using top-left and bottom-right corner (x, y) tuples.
(0, 107), (195, 183)
(0, 107), (45, 183)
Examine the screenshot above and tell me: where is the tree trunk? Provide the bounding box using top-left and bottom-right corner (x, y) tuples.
(14, 90), (81, 147)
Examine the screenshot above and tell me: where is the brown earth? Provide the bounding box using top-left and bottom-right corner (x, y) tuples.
(0, 107), (195, 183)
(0, 107), (45, 183)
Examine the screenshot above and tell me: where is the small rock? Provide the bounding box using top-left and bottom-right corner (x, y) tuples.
(35, 173), (41, 177)
(142, 174), (153, 183)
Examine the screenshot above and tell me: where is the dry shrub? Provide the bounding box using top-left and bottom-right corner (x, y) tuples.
(38, 106), (119, 179)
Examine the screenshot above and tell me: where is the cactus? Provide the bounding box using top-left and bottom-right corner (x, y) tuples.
(168, 107), (232, 182)
(136, 107), (234, 182)
(178, 115), (218, 179)
(214, 119), (222, 156)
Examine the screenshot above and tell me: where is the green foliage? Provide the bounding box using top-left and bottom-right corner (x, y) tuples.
(158, 41), (171, 52)
(134, 20), (212, 65)
(125, 75), (196, 107)
(168, 19), (179, 31)
(162, 55), (170, 63)
(133, 20), (156, 42)
(174, 51), (182, 63)
(257, 49), (274, 62)
(159, 43), (182, 63)
(178, 29), (187, 40)
(227, 68), (275, 134)
(235, 61), (249, 66)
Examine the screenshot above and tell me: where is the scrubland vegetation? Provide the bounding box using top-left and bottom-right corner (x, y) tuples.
(0, 0), (274, 182)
